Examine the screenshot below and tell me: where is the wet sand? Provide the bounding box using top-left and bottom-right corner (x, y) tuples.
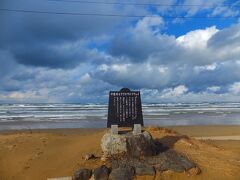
(0, 126), (240, 180)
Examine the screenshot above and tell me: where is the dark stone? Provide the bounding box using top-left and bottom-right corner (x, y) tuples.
(110, 147), (197, 174)
(170, 151), (196, 170)
(150, 150), (196, 173)
(154, 140), (169, 153)
(126, 133), (156, 158)
(107, 88), (143, 127)
(109, 167), (135, 180)
(73, 168), (92, 180)
(165, 161), (185, 173)
(111, 157), (143, 169)
(135, 166), (156, 176)
(93, 165), (110, 180)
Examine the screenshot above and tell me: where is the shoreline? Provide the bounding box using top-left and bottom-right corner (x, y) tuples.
(1, 124), (240, 136)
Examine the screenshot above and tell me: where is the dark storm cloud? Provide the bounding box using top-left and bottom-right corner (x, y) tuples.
(0, 50), (16, 77)
(109, 34), (178, 63)
(0, 79), (22, 92)
(0, 0), (137, 68)
(109, 34), (159, 61)
(11, 42), (81, 68)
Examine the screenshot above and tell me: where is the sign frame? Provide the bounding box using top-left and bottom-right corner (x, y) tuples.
(107, 88), (144, 127)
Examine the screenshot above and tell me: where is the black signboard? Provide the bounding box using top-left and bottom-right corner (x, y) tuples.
(107, 88), (143, 127)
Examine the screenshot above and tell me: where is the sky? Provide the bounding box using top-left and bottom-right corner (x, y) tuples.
(0, 0), (240, 103)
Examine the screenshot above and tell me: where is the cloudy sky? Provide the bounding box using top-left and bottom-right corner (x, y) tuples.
(0, 0), (240, 103)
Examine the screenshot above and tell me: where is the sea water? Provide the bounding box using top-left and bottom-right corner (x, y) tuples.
(0, 103), (240, 131)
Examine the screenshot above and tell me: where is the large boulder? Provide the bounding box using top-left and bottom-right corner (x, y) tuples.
(147, 149), (197, 173)
(101, 131), (157, 158)
(127, 131), (157, 158)
(101, 133), (127, 157)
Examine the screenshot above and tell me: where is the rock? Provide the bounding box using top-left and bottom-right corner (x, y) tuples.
(111, 158), (141, 169)
(135, 166), (156, 176)
(164, 150), (196, 172)
(151, 150), (197, 173)
(154, 140), (169, 153)
(109, 167), (135, 180)
(85, 153), (96, 160)
(93, 165), (110, 180)
(101, 133), (127, 157)
(126, 131), (156, 158)
(142, 131), (152, 142)
(101, 129), (200, 178)
(133, 124), (142, 135)
(165, 161), (185, 173)
(101, 131), (158, 158)
(187, 167), (201, 176)
(73, 168), (92, 180)
(176, 154), (196, 170)
(111, 125), (118, 134)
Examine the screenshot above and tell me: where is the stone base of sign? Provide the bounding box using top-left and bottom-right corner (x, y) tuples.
(101, 131), (157, 158)
(133, 124), (142, 135)
(111, 125), (118, 134)
(73, 130), (201, 179)
(98, 130), (200, 179)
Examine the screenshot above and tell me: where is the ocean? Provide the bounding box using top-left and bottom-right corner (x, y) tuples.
(0, 103), (240, 131)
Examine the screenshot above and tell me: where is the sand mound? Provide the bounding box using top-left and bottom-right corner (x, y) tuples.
(147, 127), (240, 179)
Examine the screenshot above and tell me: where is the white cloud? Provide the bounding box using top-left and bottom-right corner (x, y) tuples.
(211, 6), (239, 17)
(97, 64), (109, 72)
(229, 82), (240, 95)
(194, 63), (217, 73)
(79, 73), (91, 84)
(207, 86), (221, 92)
(0, 91), (49, 103)
(134, 16), (164, 35)
(94, 62), (171, 89)
(177, 26), (219, 49)
(111, 64), (130, 74)
(161, 85), (188, 98)
(180, 0), (237, 17)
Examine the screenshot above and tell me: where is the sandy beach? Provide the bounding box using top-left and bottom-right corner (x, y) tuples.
(0, 125), (240, 180)
(1, 0), (240, 179)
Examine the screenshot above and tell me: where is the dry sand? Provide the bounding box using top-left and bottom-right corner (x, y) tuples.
(0, 126), (240, 180)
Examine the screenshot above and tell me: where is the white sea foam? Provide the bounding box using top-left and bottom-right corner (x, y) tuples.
(0, 103), (240, 130)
